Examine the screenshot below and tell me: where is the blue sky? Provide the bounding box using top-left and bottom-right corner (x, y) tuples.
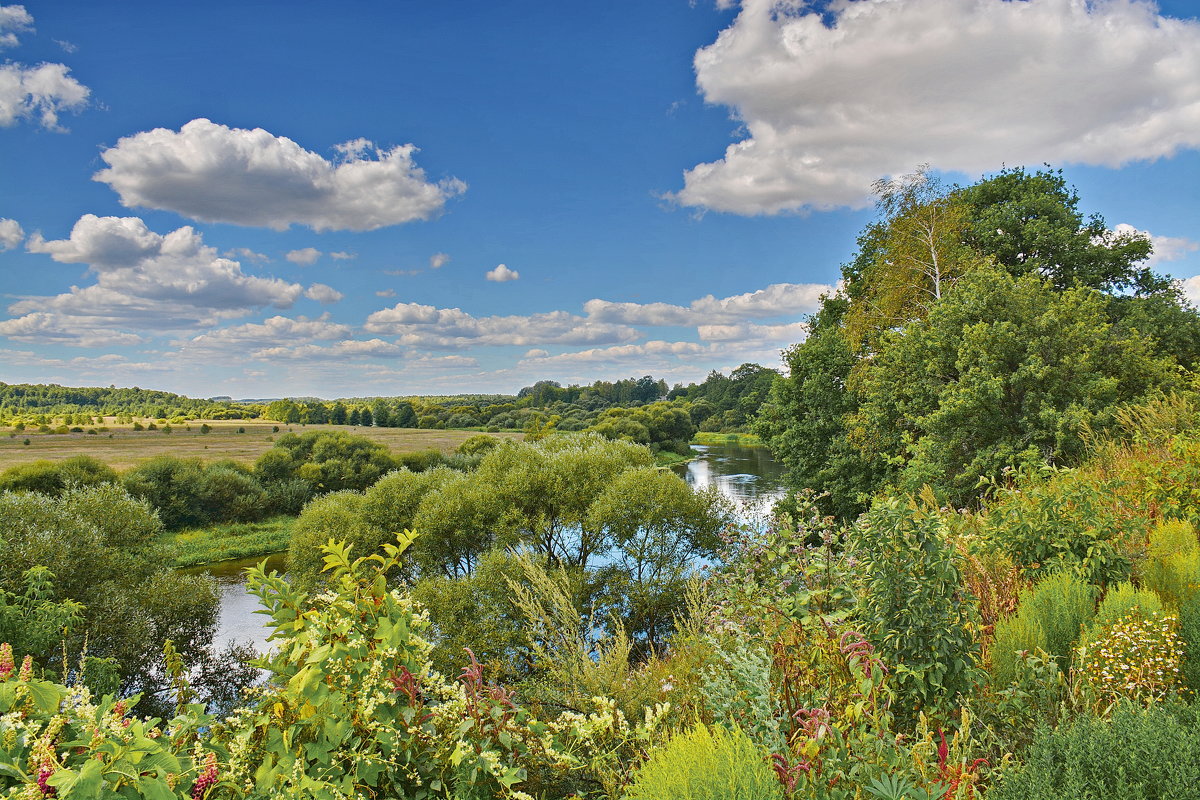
(1, 0), (1198, 398)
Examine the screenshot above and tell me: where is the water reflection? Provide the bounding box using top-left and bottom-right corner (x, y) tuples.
(191, 553), (286, 654)
(672, 442), (786, 524)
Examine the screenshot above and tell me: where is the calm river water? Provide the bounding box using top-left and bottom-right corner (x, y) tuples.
(199, 442), (784, 653)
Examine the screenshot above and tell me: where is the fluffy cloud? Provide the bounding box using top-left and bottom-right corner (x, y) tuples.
(3, 215), (324, 344)
(0, 62), (89, 129)
(304, 283), (344, 304)
(1112, 223), (1199, 268)
(0, 5), (32, 49)
(430, 252), (449, 269)
(0, 218), (22, 250)
(486, 264), (519, 282)
(93, 119), (466, 231)
(675, 0), (1200, 214)
(375, 289), (397, 298)
(584, 281), (828, 325)
(286, 247), (321, 265)
(180, 314), (351, 355)
(330, 251), (355, 261)
(697, 320), (808, 342)
(253, 338), (404, 361)
(519, 340), (714, 366)
(365, 302), (640, 348)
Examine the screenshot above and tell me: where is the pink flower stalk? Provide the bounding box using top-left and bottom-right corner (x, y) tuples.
(191, 751), (218, 800)
(0, 643), (13, 680)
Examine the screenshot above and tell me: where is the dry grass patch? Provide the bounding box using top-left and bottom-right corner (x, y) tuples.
(0, 419), (521, 470)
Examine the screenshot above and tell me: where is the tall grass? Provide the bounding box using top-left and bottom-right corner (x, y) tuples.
(168, 515), (295, 567)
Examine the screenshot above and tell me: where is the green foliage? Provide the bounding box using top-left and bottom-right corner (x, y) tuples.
(0, 651), (216, 800)
(260, 430), (399, 493)
(1018, 571), (1096, 669)
(227, 534), (543, 798)
(123, 456), (268, 530)
(0, 484), (229, 711)
(0, 567), (83, 666)
(0, 456), (118, 496)
(990, 704), (1200, 800)
(753, 302), (890, 521)
(852, 498), (981, 721)
(457, 433), (501, 455)
(981, 467), (1138, 586)
(623, 725), (782, 800)
(756, 166), (1187, 515)
(958, 166), (1159, 294)
(989, 615), (1047, 690)
(588, 402), (696, 455)
(1092, 582), (1164, 630)
(286, 490), (380, 588)
(854, 267), (1174, 506)
(700, 637), (782, 753)
(411, 549), (533, 685)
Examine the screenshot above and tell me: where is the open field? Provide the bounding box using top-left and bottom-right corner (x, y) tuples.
(0, 419), (522, 471)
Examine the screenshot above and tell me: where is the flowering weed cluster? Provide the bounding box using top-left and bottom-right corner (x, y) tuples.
(1074, 611), (1185, 709)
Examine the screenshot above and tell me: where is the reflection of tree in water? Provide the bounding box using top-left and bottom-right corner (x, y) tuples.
(673, 443), (786, 526)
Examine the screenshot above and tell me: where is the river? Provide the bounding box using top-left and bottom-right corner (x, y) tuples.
(198, 442), (785, 654)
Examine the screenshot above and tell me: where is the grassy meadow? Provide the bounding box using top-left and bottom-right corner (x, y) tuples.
(0, 418), (522, 471)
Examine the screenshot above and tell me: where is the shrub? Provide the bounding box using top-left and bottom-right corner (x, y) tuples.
(990, 704), (1200, 800)
(623, 725), (782, 800)
(0, 456), (118, 496)
(457, 433), (500, 455)
(1019, 571), (1096, 668)
(1092, 582), (1164, 630)
(853, 498), (981, 721)
(989, 613), (1048, 689)
(287, 491), (381, 588)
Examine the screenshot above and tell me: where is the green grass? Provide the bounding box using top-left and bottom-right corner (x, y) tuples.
(692, 431), (763, 446)
(654, 449), (694, 468)
(167, 515), (297, 567)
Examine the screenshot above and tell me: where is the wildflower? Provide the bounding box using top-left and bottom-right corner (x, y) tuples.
(191, 751), (218, 800)
(0, 643), (13, 680)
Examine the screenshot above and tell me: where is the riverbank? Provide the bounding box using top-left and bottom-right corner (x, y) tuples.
(692, 431), (763, 447)
(167, 515), (295, 567)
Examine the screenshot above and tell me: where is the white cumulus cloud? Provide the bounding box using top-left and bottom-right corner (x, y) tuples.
(486, 264), (519, 282)
(304, 283), (343, 304)
(365, 302), (639, 348)
(179, 314), (351, 355)
(93, 118), (467, 231)
(0, 218), (23, 250)
(3, 214), (323, 345)
(675, 0), (1200, 214)
(286, 247), (321, 265)
(430, 252), (449, 268)
(583, 282), (828, 325)
(0, 62), (89, 130)
(0, 5), (33, 49)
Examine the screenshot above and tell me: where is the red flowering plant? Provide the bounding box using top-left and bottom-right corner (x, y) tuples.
(0, 642), (219, 799)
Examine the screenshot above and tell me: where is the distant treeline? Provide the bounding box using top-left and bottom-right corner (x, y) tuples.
(3, 364), (780, 438)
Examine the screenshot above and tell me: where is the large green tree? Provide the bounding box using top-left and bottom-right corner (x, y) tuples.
(853, 267), (1176, 505)
(758, 166), (1191, 518)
